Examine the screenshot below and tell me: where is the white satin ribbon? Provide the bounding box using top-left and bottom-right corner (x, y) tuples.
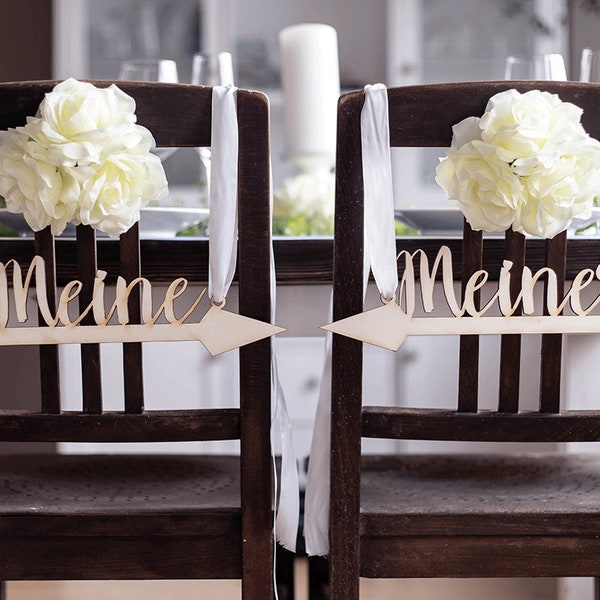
(303, 303), (333, 556)
(209, 85), (238, 304)
(304, 84), (397, 555)
(362, 83), (398, 300)
(271, 342), (300, 550)
(208, 86), (299, 555)
(270, 171), (300, 552)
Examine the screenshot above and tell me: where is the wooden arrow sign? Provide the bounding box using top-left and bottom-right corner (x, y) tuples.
(0, 256), (285, 355)
(322, 300), (600, 351)
(322, 244), (600, 351)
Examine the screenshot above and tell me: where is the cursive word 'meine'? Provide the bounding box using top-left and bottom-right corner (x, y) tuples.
(398, 245), (600, 318)
(0, 256), (205, 329)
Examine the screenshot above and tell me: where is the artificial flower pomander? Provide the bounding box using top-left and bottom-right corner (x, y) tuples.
(0, 78), (168, 237)
(435, 88), (600, 239)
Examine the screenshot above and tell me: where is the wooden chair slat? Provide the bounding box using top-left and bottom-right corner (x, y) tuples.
(540, 231), (567, 413)
(120, 224), (144, 414)
(236, 91), (274, 597)
(34, 228), (60, 414)
(458, 222), (482, 412)
(362, 407), (600, 442)
(0, 409), (241, 442)
(76, 224), (102, 414)
(498, 229), (526, 413)
(329, 91), (365, 600)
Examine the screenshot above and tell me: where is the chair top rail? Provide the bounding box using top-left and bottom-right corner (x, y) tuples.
(339, 81), (600, 148)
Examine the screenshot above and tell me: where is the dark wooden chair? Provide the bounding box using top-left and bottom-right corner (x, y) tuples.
(0, 81), (273, 598)
(329, 81), (600, 598)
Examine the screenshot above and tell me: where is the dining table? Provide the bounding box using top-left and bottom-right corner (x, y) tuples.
(1, 235), (599, 286)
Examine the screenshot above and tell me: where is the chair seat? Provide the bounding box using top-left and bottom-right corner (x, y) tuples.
(0, 454), (243, 580)
(0, 454), (241, 515)
(360, 452), (600, 578)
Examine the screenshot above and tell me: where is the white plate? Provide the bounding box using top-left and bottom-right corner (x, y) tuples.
(395, 208), (464, 235)
(0, 207), (209, 239)
(138, 206), (209, 238)
(569, 207), (600, 237)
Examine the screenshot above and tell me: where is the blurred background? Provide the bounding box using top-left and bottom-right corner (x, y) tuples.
(2, 4), (600, 598)
(3, 0), (595, 87)
(2, 0), (599, 197)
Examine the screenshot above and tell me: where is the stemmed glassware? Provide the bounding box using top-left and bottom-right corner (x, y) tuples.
(118, 59), (179, 162)
(504, 56), (537, 80)
(118, 58), (178, 84)
(190, 52), (235, 205)
(191, 52), (234, 87)
(573, 48), (600, 235)
(504, 53), (567, 80)
(580, 48), (600, 82)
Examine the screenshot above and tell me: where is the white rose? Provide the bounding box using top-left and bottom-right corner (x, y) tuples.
(25, 78), (153, 167)
(73, 151), (168, 238)
(480, 89), (585, 173)
(437, 88), (600, 239)
(515, 145), (600, 238)
(0, 129), (79, 235)
(448, 116), (482, 149)
(0, 80), (169, 237)
(436, 140), (522, 232)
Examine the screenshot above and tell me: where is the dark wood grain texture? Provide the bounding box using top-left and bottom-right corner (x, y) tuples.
(237, 88), (274, 599)
(362, 407), (600, 442)
(76, 224), (102, 414)
(328, 81), (600, 600)
(0, 410), (241, 442)
(0, 81), (211, 148)
(498, 229), (526, 412)
(2, 235), (600, 285)
(458, 221), (482, 412)
(360, 536), (600, 578)
(386, 81), (600, 147)
(120, 223), (144, 414)
(0, 81), (273, 599)
(540, 231), (567, 413)
(34, 227), (60, 414)
(329, 91), (366, 600)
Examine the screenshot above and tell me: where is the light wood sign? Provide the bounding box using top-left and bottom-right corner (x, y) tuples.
(323, 245), (600, 351)
(0, 256), (285, 356)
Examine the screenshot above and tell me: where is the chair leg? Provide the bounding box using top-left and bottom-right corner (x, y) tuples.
(275, 544), (295, 600)
(308, 556), (329, 600)
(0, 580), (6, 600)
(595, 577), (600, 600)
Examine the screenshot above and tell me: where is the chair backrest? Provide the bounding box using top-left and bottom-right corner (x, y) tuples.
(332, 81), (600, 447)
(0, 81), (273, 590)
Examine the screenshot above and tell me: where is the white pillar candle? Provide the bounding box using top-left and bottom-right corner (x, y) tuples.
(279, 23), (340, 167)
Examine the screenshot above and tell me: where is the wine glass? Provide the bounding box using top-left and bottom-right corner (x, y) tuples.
(580, 48), (600, 82)
(190, 52), (235, 206)
(539, 53), (567, 80)
(118, 58), (178, 83)
(191, 52), (234, 87)
(504, 56), (536, 80)
(119, 59), (179, 162)
(504, 53), (567, 81)
(572, 48), (600, 235)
